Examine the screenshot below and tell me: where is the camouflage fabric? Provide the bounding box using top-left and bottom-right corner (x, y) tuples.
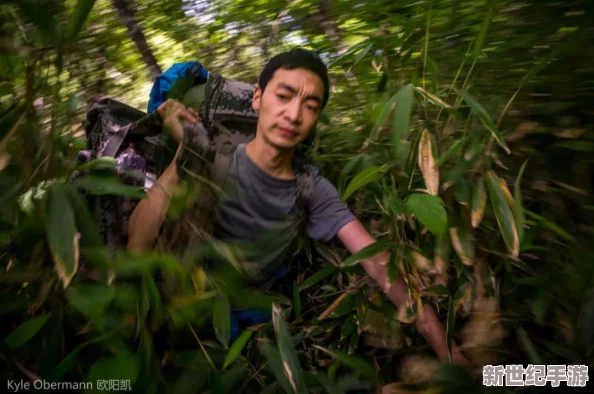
(72, 97), (165, 249)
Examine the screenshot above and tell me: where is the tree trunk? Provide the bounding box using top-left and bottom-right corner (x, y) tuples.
(311, 0), (346, 55)
(111, 0), (162, 79)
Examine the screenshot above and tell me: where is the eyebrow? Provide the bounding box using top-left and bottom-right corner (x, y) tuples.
(277, 83), (322, 104)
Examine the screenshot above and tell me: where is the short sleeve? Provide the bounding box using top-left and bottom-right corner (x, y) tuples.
(306, 171), (356, 242)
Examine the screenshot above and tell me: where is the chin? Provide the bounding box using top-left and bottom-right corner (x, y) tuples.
(267, 135), (301, 151)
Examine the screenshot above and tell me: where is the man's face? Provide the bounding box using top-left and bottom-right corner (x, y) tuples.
(252, 67), (324, 151)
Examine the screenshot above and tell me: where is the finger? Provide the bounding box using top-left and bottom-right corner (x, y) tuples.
(187, 107), (199, 118)
(181, 110), (198, 124)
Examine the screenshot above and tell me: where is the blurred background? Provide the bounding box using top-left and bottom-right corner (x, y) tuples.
(0, 0), (593, 393)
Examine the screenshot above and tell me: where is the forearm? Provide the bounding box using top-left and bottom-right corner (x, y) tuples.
(127, 145), (182, 253)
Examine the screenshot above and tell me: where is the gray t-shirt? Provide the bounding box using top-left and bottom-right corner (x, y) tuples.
(210, 144), (355, 283)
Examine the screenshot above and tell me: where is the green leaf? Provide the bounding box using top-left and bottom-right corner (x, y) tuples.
(338, 154), (366, 195)
(517, 327), (543, 365)
(272, 303), (308, 394)
(436, 139), (465, 167)
(485, 171), (519, 258)
(46, 186), (78, 288)
(66, 187), (103, 249)
(72, 176), (146, 198)
(553, 141), (594, 151)
(350, 43), (374, 70)
(298, 266), (335, 291)
(85, 354), (140, 394)
(342, 240), (394, 267)
(223, 330), (252, 369)
(5, 313), (52, 350)
(458, 90), (510, 154)
(312, 346), (377, 385)
(259, 341), (294, 394)
(391, 84), (415, 158)
(446, 296), (455, 361)
(387, 250), (399, 284)
(405, 194), (447, 236)
(292, 282), (301, 319)
(328, 41), (369, 68)
(213, 294), (231, 348)
(341, 164), (388, 202)
(473, 0), (495, 60)
(67, 284), (115, 324)
(422, 284), (449, 296)
(525, 211), (575, 243)
(75, 157), (117, 172)
(67, 0), (96, 43)
(514, 160), (528, 242)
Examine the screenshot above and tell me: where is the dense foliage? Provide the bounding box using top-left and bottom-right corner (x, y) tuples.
(1, 0), (593, 393)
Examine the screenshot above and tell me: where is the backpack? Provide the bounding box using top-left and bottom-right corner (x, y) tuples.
(73, 65), (316, 256)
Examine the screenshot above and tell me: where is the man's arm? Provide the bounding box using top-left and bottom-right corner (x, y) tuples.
(337, 219), (469, 365)
(127, 99), (197, 253)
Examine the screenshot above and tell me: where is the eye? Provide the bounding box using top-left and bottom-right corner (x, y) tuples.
(306, 104), (320, 112)
(277, 94), (289, 101)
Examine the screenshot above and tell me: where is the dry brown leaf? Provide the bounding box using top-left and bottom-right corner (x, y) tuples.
(0, 153), (9, 171)
(505, 121), (538, 141)
(400, 354), (441, 384)
(554, 128), (587, 139)
(317, 290), (354, 321)
(497, 177), (514, 207)
(471, 187), (487, 229)
(460, 298), (507, 366)
(418, 129), (439, 196)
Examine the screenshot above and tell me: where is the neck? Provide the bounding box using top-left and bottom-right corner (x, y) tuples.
(245, 134), (295, 179)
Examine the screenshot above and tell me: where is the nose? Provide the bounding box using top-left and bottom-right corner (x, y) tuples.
(284, 98), (302, 124)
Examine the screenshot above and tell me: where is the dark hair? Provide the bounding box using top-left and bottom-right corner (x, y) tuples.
(258, 48), (330, 108)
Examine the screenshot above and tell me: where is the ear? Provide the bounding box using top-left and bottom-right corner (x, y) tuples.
(252, 86), (262, 111)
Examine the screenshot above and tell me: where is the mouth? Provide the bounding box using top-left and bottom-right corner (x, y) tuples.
(277, 126), (298, 138)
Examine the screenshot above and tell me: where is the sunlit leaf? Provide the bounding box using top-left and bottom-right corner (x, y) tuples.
(5, 313), (52, 350)
(349, 43), (374, 71)
(405, 194), (447, 236)
(67, 0), (96, 43)
(223, 330), (252, 369)
(417, 129), (439, 195)
(342, 164), (389, 202)
(46, 186), (78, 288)
(486, 171), (519, 258)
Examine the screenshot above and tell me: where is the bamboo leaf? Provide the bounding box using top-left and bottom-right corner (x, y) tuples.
(298, 266), (335, 291)
(67, 0), (96, 43)
(473, 0), (495, 60)
(292, 282), (301, 319)
(514, 160), (528, 242)
(223, 330), (252, 369)
(272, 304), (308, 394)
(422, 285), (449, 296)
(414, 86), (451, 108)
(486, 171), (520, 258)
(349, 43), (374, 71)
(341, 164), (388, 202)
(312, 345), (377, 384)
(391, 84), (415, 158)
(405, 194), (447, 236)
(72, 176), (146, 198)
(471, 177), (487, 228)
(342, 240), (394, 267)
(46, 186), (79, 289)
(214, 294), (231, 348)
(458, 90), (510, 154)
(449, 224), (475, 266)
(5, 313), (52, 350)
(85, 354), (140, 390)
(417, 129), (439, 196)
(259, 341), (293, 394)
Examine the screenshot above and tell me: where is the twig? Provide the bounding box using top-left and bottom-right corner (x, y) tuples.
(187, 324), (217, 372)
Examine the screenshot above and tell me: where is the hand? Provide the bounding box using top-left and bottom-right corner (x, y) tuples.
(156, 99), (199, 145)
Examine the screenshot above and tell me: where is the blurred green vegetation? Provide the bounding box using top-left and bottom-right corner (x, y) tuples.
(1, 0), (593, 393)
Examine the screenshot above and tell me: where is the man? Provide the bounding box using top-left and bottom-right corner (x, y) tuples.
(128, 49), (469, 365)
